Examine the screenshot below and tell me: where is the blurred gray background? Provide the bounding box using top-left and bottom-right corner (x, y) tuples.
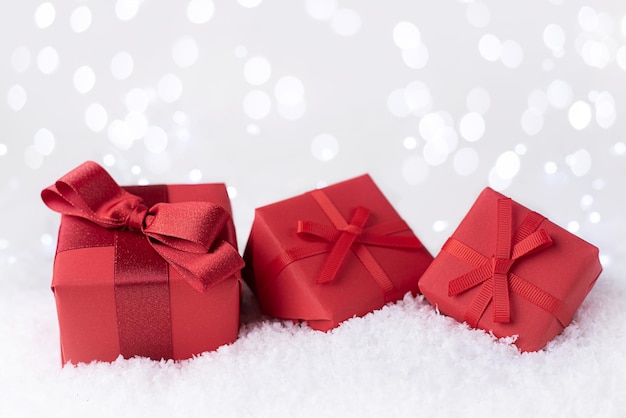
(1, 0), (625, 286)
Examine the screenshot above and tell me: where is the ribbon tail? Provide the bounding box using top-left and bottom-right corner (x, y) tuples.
(465, 281), (493, 328)
(357, 233), (423, 248)
(317, 231), (357, 284)
(352, 244), (396, 297)
(317, 206), (369, 284)
(448, 263), (493, 296)
(492, 272), (510, 323)
(509, 273), (572, 327)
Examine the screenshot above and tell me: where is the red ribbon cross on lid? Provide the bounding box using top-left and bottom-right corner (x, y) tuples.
(297, 205), (371, 284)
(443, 197), (572, 327)
(264, 189), (424, 300)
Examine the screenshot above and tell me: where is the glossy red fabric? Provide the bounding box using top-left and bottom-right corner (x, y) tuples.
(42, 161), (244, 292)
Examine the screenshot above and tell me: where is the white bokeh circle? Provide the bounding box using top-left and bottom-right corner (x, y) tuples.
(243, 90), (272, 120)
(173, 38), (199, 68)
(85, 103), (108, 132)
(158, 74), (183, 103)
(453, 147), (479, 176)
(459, 112), (485, 142)
(393, 22), (421, 50)
(71, 6), (92, 33)
(331, 9), (361, 37)
(311, 134), (339, 161)
(568, 100), (592, 130)
(7, 85), (27, 111)
(244, 56), (272, 86)
(73, 66), (96, 94)
(35, 2), (56, 29)
(111, 51), (134, 80)
(37, 46), (59, 74)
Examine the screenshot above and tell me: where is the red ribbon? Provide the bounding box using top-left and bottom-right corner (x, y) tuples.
(114, 223), (173, 359)
(42, 161), (244, 293)
(266, 189), (423, 299)
(444, 197), (572, 327)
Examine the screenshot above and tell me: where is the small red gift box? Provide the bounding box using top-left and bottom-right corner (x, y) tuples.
(418, 187), (602, 352)
(243, 174), (434, 331)
(42, 162), (244, 364)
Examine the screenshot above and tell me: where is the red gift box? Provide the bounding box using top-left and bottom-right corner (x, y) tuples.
(42, 162), (244, 364)
(418, 187), (602, 352)
(243, 174), (433, 331)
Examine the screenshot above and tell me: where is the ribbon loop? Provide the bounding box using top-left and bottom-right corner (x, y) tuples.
(42, 161), (244, 292)
(512, 229), (552, 260)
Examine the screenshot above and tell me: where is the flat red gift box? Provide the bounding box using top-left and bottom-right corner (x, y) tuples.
(43, 162), (244, 364)
(243, 174), (434, 331)
(418, 187), (602, 352)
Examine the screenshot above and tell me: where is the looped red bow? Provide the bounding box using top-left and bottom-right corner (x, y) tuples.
(445, 197), (556, 326)
(41, 161), (244, 292)
(297, 205), (423, 284)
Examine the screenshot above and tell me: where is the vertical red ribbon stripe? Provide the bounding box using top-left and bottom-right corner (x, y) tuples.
(493, 198), (514, 323)
(115, 227), (173, 360)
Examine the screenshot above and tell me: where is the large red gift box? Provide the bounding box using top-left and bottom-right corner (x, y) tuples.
(418, 187), (602, 352)
(243, 174), (434, 331)
(42, 162), (244, 364)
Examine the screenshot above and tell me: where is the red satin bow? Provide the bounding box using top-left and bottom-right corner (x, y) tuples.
(444, 197), (571, 327)
(41, 161), (244, 292)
